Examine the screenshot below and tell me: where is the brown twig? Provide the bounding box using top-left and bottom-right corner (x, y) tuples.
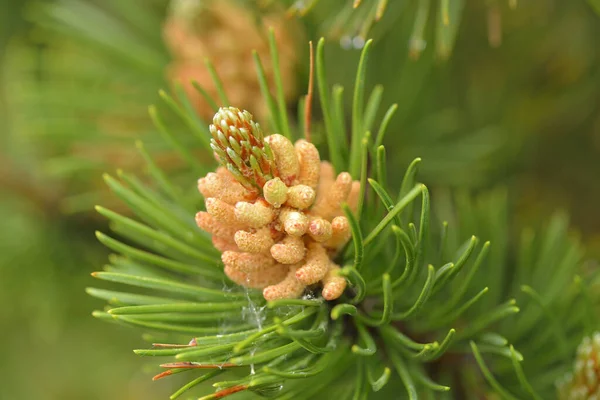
(152, 369), (180, 381)
(153, 361), (238, 381)
(209, 385), (248, 399)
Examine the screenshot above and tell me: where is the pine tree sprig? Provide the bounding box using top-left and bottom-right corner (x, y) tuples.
(86, 35), (600, 400)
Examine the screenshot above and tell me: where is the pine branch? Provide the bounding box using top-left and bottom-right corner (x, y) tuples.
(87, 35), (599, 399)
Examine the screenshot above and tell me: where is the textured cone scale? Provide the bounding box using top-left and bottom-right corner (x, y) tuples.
(195, 107), (360, 300)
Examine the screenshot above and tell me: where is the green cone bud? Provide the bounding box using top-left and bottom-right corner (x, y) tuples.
(209, 107), (278, 190)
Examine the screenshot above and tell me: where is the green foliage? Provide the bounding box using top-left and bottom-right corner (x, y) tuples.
(589, 0), (600, 15)
(0, 190), (169, 399)
(4, 0), (513, 219)
(287, 0), (468, 60)
(433, 189), (599, 398)
(4, 0), (169, 212)
(0, 1), (598, 399)
(89, 37), (599, 399)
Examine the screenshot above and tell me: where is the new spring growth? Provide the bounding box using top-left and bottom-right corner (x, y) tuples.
(197, 107), (360, 300)
(557, 332), (600, 399)
(209, 107), (277, 191)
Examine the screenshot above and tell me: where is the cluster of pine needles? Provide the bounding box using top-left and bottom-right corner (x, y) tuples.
(87, 32), (599, 400)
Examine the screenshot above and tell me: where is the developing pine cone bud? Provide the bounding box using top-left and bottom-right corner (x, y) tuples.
(163, 0), (299, 121)
(557, 332), (600, 399)
(210, 107), (277, 191)
(195, 107), (360, 300)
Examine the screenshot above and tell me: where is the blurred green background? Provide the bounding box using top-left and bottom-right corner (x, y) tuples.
(0, 1), (170, 398)
(0, 0), (599, 398)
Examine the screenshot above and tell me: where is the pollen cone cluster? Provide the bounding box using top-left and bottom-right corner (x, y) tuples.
(557, 332), (600, 399)
(163, 0), (298, 121)
(196, 107), (360, 300)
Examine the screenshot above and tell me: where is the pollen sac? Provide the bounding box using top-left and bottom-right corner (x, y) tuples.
(196, 106), (361, 300)
(307, 218), (333, 243)
(234, 227), (274, 253)
(295, 140), (320, 189)
(324, 216), (351, 250)
(286, 185), (316, 210)
(270, 235), (305, 264)
(234, 200), (274, 228)
(264, 134), (299, 186)
(321, 263), (347, 301)
(295, 242), (329, 285)
(263, 177), (288, 208)
(279, 207), (309, 237)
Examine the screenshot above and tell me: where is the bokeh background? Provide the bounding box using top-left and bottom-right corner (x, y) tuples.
(0, 0), (599, 398)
